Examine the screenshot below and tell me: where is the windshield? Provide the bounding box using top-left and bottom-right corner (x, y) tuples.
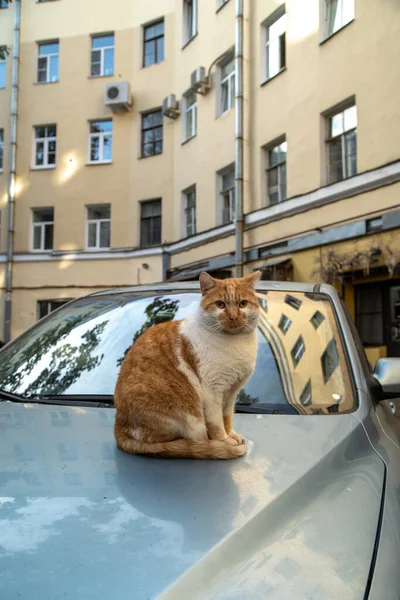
(0, 290), (355, 415)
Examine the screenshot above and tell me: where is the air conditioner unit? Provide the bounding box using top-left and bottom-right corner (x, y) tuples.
(162, 94), (180, 119)
(190, 66), (210, 95)
(104, 82), (132, 112)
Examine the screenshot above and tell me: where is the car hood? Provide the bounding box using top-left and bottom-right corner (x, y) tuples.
(0, 403), (384, 600)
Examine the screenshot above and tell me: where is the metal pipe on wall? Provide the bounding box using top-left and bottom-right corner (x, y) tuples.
(234, 0), (244, 277)
(4, 0), (21, 343)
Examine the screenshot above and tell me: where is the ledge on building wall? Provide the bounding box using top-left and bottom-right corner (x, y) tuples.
(319, 19), (355, 46)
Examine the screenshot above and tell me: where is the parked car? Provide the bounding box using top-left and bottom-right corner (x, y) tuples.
(0, 281), (399, 600)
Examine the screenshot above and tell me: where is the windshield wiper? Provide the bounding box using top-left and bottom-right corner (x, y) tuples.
(0, 390), (114, 407)
(235, 404), (295, 415)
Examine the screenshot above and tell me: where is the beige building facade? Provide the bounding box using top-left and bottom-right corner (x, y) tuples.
(0, 0), (399, 361)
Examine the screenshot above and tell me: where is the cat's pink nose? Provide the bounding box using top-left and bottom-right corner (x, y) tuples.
(229, 314), (238, 321)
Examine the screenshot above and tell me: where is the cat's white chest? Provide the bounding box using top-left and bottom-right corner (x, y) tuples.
(180, 318), (258, 394)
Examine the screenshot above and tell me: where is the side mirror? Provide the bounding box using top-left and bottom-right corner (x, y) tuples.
(373, 358), (400, 399)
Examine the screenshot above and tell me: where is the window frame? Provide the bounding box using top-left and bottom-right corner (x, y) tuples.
(263, 6), (286, 82)
(90, 33), (114, 78)
(85, 204), (111, 251)
(183, 0), (198, 46)
(219, 165), (235, 224)
(33, 124), (57, 169)
(323, 0), (355, 40)
(31, 208), (54, 252)
(37, 40), (59, 84)
(219, 54), (235, 116)
(264, 138), (287, 206)
(140, 199), (162, 248)
(143, 19), (165, 68)
(325, 102), (357, 184)
(182, 90), (197, 142)
(141, 109), (163, 158)
(183, 185), (196, 237)
(88, 119), (113, 165)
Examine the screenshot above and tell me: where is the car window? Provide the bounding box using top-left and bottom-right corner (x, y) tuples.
(0, 290), (356, 414)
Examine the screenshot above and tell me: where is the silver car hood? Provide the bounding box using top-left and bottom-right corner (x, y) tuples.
(0, 403), (384, 600)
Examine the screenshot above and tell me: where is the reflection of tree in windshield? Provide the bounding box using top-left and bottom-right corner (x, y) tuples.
(24, 322), (107, 396)
(236, 390), (261, 406)
(0, 312), (109, 396)
(117, 297), (179, 367)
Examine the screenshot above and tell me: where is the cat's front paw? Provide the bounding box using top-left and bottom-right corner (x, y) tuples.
(228, 430), (246, 445)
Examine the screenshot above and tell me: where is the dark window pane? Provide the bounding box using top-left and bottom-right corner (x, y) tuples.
(291, 336), (305, 367)
(87, 205), (110, 220)
(35, 127), (46, 139)
(44, 224), (54, 250)
(310, 310), (325, 330)
(299, 379), (312, 406)
(328, 138), (343, 183)
(285, 295), (302, 310)
(100, 221), (110, 248)
(33, 226), (42, 249)
(47, 125), (56, 137)
(90, 137), (100, 161)
(321, 338), (339, 383)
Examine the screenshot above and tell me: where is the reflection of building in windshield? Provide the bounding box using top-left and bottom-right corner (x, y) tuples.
(257, 292), (352, 415)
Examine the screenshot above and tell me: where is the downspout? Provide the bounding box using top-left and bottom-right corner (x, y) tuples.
(234, 0), (244, 277)
(4, 0), (21, 342)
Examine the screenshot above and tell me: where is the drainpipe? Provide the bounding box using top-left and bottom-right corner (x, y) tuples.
(234, 0), (244, 277)
(4, 0), (21, 342)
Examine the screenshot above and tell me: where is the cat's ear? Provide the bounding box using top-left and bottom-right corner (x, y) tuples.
(241, 270), (261, 288)
(199, 272), (217, 295)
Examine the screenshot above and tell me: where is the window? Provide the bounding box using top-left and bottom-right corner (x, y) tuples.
(0, 55), (6, 88)
(38, 299), (70, 320)
(285, 294), (302, 310)
(33, 125), (57, 168)
(0, 129), (3, 171)
(220, 56), (235, 114)
(220, 166), (235, 224)
(141, 110), (163, 157)
(266, 140), (287, 206)
(88, 120), (113, 163)
(183, 0), (197, 45)
(32, 208), (54, 252)
(299, 379), (312, 406)
(58, 442), (78, 461)
(264, 8), (286, 80)
(91, 34), (114, 77)
(324, 0), (354, 38)
(310, 310), (325, 330)
(321, 338), (339, 383)
(291, 336), (305, 367)
(86, 205), (111, 250)
(184, 187), (196, 237)
(278, 313), (292, 335)
(50, 410), (71, 426)
(326, 104), (357, 184)
(366, 217), (383, 233)
(0, 0), (8, 8)
(140, 199), (162, 247)
(183, 90), (197, 141)
(143, 20), (164, 67)
(37, 41), (59, 83)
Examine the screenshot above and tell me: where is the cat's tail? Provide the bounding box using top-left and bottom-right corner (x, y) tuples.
(116, 433), (246, 460)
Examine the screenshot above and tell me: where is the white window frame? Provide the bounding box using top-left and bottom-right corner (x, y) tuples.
(31, 208), (54, 252)
(85, 205), (111, 250)
(218, 165), (235, 224)
(323, 0), (354, 39)
(263, 7), (286, 82)
(326, 103), (357, 184)
(37, 40), (59, 83)
(0, 128), (3, 171)
(182, 90), (197, 141)
(33, 125), (57, 169)
(219, 55), (235, 116)
(88, 120), (113, 164)
(0, 55), (6, 89)
(183, 186), (196, 237)
(183, 0), (198, 45)
(265, 138), (287, 206)
(91, 34), (114, 77)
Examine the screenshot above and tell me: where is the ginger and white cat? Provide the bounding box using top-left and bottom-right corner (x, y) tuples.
(114, 271), (260, 459)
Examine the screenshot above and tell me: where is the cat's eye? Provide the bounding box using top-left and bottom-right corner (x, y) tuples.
(239, 300), (248, 308)
(216, 301), (225, 309)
